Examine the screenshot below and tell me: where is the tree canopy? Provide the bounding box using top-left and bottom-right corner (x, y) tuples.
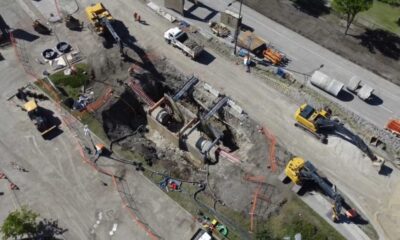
(1, 207), (39, 240)
(332, 0), (373, 34)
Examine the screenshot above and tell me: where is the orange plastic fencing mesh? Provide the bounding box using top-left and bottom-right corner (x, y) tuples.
(86, 87), (113, 113)
(259, 127), (277, 172)
(249, 184), (263, 232)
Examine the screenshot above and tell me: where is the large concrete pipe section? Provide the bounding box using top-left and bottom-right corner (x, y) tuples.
(310, 71), (344, 97)
(150, 106), (170, 126)
(195, 137), (218, 163)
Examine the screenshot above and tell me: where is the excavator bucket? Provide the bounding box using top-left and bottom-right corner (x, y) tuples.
(373, 155), (385, 168)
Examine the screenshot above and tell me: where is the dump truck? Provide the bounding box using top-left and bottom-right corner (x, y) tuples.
(237, 31), (285, 65)
(279, 157), (357, 222)
(164, 27), (204, 59)
(310, 71), (344, 97)
(294, 103), (385, 168)
(346, 76), (374, 101)
(237, 31), (267, 56)
(386, 119), (400, 137)
(24, 100), (57, 138)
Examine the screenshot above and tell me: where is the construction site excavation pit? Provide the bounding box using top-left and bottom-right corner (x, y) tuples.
(83, 44), (350, 239)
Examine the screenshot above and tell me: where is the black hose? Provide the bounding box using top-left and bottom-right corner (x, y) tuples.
(193, 166), (251, 240)
(109, 125), (144, 152)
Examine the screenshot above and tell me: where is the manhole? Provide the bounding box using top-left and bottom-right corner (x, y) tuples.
(56, 41), (71, 53)
(42, 49), (57, 60)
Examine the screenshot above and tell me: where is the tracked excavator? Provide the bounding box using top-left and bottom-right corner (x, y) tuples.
(280, 157), (357, 222)
(294, 104), (384, 168)
(85, 3), (123, 51)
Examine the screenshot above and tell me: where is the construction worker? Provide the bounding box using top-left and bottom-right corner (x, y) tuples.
(93, 143), (106, 163)
(244, 55), (251, 73)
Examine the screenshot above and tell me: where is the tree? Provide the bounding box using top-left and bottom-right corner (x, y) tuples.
(1, 206), (39, 240)
(332, 0), (373, 35)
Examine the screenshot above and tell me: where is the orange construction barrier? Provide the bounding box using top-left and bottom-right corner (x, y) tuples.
(386, 119), (400, 137)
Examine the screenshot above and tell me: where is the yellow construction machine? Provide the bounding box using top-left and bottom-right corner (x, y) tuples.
(294, 103), (384, 168)
(294, 103), (331, 143)
(85, 3), (122, 50)
(24, 100), (57, 138)
(280, 157), (357, 222)
(85, 3), (113, 35)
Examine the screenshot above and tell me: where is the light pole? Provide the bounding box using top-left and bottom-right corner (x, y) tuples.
(227, 0), (243, 55)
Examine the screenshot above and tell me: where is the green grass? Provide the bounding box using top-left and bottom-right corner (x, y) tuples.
(49, 63), (89, 99)
(359, 0), (400, 34)
(257, 197), (346, 240)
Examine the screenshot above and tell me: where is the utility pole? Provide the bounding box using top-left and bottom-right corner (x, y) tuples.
(227, 0), (243, 55)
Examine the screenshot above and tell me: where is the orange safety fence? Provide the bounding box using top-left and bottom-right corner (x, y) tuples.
(86, 87), (114, 113)
(10, 32), (161, 240)
(249, 184), (263, 232)
(259, 127), (277, 172)
(243, 174), (266, 184)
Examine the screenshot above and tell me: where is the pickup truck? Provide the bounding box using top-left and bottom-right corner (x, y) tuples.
(164, 27), (204, 59)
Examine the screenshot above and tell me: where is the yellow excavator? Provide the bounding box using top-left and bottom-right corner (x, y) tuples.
(85, 3), (122, 51)
(294, 104), (384, 168)
(280, 157), (357, 222)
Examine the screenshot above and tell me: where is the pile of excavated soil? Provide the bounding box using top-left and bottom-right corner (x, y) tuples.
(183, 38), (200, 49)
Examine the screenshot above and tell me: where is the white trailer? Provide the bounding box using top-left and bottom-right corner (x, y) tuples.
(164, 27), (204, 59)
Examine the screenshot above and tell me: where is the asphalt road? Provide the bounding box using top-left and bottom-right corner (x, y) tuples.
(157, 0), (400, 128)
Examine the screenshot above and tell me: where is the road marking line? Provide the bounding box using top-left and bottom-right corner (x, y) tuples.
(379, 105), (394, 114)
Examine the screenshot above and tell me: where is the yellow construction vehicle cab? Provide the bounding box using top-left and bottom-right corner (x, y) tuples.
(85, 3), (113, 35)
(24, 99), (38, 112)
(280, 157), (357, 222)
(295, 104), (329, 132)
(294, 103), (331, 143)
(284, 157), (305, 185)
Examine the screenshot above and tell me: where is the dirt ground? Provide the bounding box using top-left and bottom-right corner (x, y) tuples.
(243, 0), (400, 86)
